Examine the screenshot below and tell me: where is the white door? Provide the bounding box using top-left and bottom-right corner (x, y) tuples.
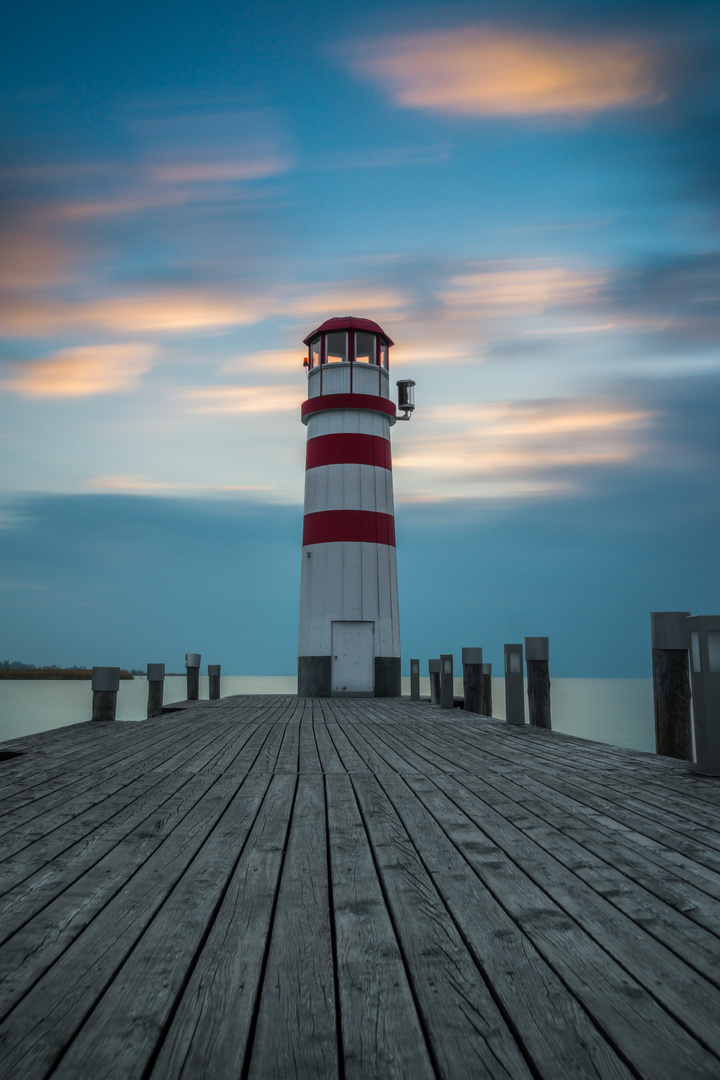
(331, 621), (375, 694)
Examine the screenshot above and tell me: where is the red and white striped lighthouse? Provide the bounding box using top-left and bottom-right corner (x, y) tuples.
(298, 316), (413, 697)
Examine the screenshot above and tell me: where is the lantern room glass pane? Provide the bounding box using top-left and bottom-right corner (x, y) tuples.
(355, 331), (375, 363)
(380, 341), (388, 368)
(708, 632), (720, 673)
(326, 332), (347, 363)
(310, 337), (320, 368)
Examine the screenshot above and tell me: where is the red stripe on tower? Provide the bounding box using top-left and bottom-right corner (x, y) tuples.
(302, 509), (396, 547)
(306, 433), (392, 471)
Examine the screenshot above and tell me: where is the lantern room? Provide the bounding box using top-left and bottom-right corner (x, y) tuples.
(303, 316), (394, 400)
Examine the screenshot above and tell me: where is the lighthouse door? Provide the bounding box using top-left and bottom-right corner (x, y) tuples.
(331, 621), (375, 695)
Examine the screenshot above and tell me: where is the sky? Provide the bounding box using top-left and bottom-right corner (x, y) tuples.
(1, 0), (719, 676)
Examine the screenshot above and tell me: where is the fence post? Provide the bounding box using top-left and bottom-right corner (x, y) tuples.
(185, 653), (201, 701)
(146, 663), (165, 718)
(429, 659), (441, 704)
(461, 647), (483, 714)
(651, 611), (692, 760)
(525, 637), (551, 729)
(440, 654), (454, 710)
(92, 667), (120, 721)
(504, 644), (525, 726)
(687, 615), (720, 775)
(481, 662), (493, 717)
(208, 664), (221, 701)
(410, 659), (420, 701)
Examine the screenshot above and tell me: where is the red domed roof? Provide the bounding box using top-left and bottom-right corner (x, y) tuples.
(303, 316), (394, 347)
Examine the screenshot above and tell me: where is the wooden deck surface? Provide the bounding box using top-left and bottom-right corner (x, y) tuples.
(1, 694), (720, 1079)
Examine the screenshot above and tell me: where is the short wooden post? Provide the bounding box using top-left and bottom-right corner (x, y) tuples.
(146, 663), (165, 718)
(461, 647), (483, 714)
(440, 654), (454, 710)
(208, 664), (221, 701)
(687, 615), (720, 775)
(185, 653), (201, 701)
(91, 667), (120, 721)
(429, 659), (441, 704)
(504, 644), (525, 726)
(410, 659), (420, 701)
(651, 611), (692, 760)
(525, 637), (551, 730)
(481, 662), (493, 717)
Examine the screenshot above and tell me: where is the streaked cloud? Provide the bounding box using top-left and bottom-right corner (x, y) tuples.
(178, 384), (304, 414)
(347, 28), (664, 118)
(149, 157), (288, 184)
(439, 264), (606, 317)
(3, 343), (156, 398)
(221, 349), (306, 375)
(394, 398), (656, 500)
(83, 475), (272, 494)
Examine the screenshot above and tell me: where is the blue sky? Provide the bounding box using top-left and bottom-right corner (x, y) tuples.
(1, 0), (718, 675)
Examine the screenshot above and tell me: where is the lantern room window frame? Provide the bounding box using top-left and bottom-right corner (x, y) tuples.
(310, 331), (390, 368)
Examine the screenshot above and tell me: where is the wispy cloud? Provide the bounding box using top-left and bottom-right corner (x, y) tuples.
(438, 263), (606, 317)
(177, 384), (304, 414)
(83, 475), (272, 494)
(2, 343), (156, 397)
(394, 399), (656, 500)
(346, 28), (664, 118)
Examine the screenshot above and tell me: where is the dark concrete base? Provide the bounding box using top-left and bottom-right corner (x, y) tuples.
(297, 656), (401, 697)
(374, 656), (401, 697)
(298, 656), (332, 697)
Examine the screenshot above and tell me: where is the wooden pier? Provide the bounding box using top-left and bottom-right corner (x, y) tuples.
(1, 695), (720, 1079)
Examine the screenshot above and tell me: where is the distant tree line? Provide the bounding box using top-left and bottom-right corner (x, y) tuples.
(0, 661), (134, 680)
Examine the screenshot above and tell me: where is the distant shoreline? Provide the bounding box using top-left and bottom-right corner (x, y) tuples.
(0, 670), (134, 680)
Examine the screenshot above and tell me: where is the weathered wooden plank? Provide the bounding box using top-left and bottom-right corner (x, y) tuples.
(48, 772), (273, 1080)
(148, 773), (296, 1080)
(325, 773), (435, 1080)
(0, 771), (249, 1073)
(377, 770), (633, 1080)
(351, 770), (534, 1080)
(417, 770), (720, 1079)
(247, 774), (338, 1080)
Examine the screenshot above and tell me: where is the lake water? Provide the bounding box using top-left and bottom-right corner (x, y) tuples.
(0, 676), (656, 753)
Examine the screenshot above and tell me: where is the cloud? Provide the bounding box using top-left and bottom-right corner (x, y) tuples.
(83, 475), (272, 494)
(177, 384), (304, 414)
(2, 343), (156, 397)
(393, 398), (656, 499)
(149, 158), (288, 184)
(221, 349), (306, 375)
(346, 28), (664, 118)
(439, 263), (606, 317)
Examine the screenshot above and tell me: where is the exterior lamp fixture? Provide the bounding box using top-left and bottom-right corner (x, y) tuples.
(396, 379), (415, 420)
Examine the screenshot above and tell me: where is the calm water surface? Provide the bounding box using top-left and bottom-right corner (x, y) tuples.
(0, 676), (655, 752)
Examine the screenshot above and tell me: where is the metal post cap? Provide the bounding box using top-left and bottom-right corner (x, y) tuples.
(428, 659), (441, 672)
(147, 663), (165, 682)
(207, 665), (221, 676)
(92, 667), (120, 692)
(185, 653), (201, 668)
(482, 663), (492, 675)
(650, 612), (691, 651)
(462, 647), (483, 665)
(524, 637), (549, 662)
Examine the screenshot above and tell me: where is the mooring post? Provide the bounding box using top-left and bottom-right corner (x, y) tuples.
(185, 653), (201, 701)
(651, 611), (692, 760)
(146, 663), (165, 718)
(429, 659), (441, 704)
(687, 615), (720, 775)
(440, 653), (454, 710)
(208, 664), (221, 701)
(461, 647), (483, 714)
(410, 659), (420, 701)
(91, 667), (120, 721)
(481, 662), (493, 717)
(504, 644), (525, 726)
(525, 637), (551, 729)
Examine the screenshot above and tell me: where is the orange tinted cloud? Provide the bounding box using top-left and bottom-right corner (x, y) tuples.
(84, 475), (272, 494)
(179, 384), (304, 414)
(348, 28), (663, 117)
(393, 399), (656, 499)
(439, 264), (606, 317)
(3, 343), (156, 397)
(150, 157), (288, 184)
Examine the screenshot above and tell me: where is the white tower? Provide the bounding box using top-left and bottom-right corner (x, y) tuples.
(298, 316), (413, 697)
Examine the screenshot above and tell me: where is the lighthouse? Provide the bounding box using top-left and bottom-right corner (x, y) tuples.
(298, 316), (414, 697)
